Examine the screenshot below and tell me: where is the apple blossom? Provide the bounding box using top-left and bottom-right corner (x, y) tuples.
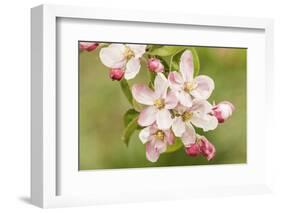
(212, 101), (235, 123)
(171, 99), (218, 146)
(168, 50), (214, 107)
(185, 136), (216, 161)
(147, 58), (164, 73)
(99, 44), (146, 80)
(139, 123), (175, 162)
(79, 42), (99, 51)
(132, 73), (178, 130)
(109, 68), (124, 81)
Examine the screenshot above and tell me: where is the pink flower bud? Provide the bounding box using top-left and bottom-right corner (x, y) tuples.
(109, 68), (124, 81)
(212, 101), (235, 123)
(79, 42), (99, 51)
(147, 58), (164, 73)
(185, 143), (201, 157)
(185, 136), (216, 161)
(198, 137), (216, 161)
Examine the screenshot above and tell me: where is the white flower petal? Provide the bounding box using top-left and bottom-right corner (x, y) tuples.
(179, 50), (194, 82)
(181, 124), (196, 147)
(154, 73), (169, 99)
(99, 44), (126, 68)
(138, 106), (157, 127)
(174, 104), (188, 115)
(191, 114), (218, 131)
(124, 58), (141, 80)
(132, 84), (156, 105)
(156, 109), (173, 130)
(165, 91), (178, 109)
(126, 44), (147, 58)
(168, 71), (184, 91)
(191, 75), (215, 100)
(191, 99), (213, 114)
(139, 126), (151, 144)
(172, 117), (186, 137)
(178, 91), (192, 107)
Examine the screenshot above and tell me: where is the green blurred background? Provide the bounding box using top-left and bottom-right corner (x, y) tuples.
(79, 43), (247, 170)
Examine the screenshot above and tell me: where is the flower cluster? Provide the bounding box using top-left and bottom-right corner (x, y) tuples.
(89, 42), (235, 163)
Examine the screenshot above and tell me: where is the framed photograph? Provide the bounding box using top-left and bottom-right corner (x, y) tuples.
(31, 4), (274, 208)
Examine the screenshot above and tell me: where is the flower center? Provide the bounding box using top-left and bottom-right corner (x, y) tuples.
(155, 130), (165, 141)
(182, 111), (193, 122)
(183, 82), (197, 93)
(124, 47), (135, 60)
(154, 99), (165, 109)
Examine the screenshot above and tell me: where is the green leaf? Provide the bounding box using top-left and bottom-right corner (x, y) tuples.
(122, 116), (139, 146)
(120, 79), (133, 106)
(132, 99), (143, 112)
(171, 60), (179, 71)
(164, 138), (183, 153)
(159, 58), (170, 72)
(149, 44), (162, 52)
(123, 109), (139, 127)
(149, 46), (186, 57)
(148, 71), (156, 88)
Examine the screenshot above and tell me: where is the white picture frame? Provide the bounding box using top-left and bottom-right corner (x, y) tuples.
(31, 4), (274, 208)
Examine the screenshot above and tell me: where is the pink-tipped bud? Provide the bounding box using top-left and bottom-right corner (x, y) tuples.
(147, 58), (164, 73)
(185, 136), (216, 161)
(185, 143), (201, 157)
(79, 42), (99, 51)
(198, 137), (216, 161)
(212, 101), (235, 123)
(109, 68), (124, 81)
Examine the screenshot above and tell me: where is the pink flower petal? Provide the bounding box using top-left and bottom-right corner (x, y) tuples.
(154, 140), (167, 153)
(179, 50), (194, 82)
(154, 73), (169, 99)
(212, 101), (235, 123)
(146, 142), (160, 162)
(172, 117), (186, 137)
(165, 91), (178, 109)
(199, 137), (216, 161)
(138, 106), (157, 127)
(79, 42), (99, 51)
(181, 124), (196, 147)
(156, 109), (173, 130)
(164, 130), (175, 145)
(185, 143), (201, 157)
(168, 71), (184, 91)
(132, 84), (156, 105)
(124, 58), (141, 80)
(191, 75), (214, 100)
(148, 58), (164, 73)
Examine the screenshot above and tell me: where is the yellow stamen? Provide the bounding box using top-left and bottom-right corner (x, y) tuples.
(124, 47), (135, 59)
(182, 111), (193, 122)
(154, 99), (165, 109)
(155, 130), (165, 141)
(184, 82), (197, 93)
